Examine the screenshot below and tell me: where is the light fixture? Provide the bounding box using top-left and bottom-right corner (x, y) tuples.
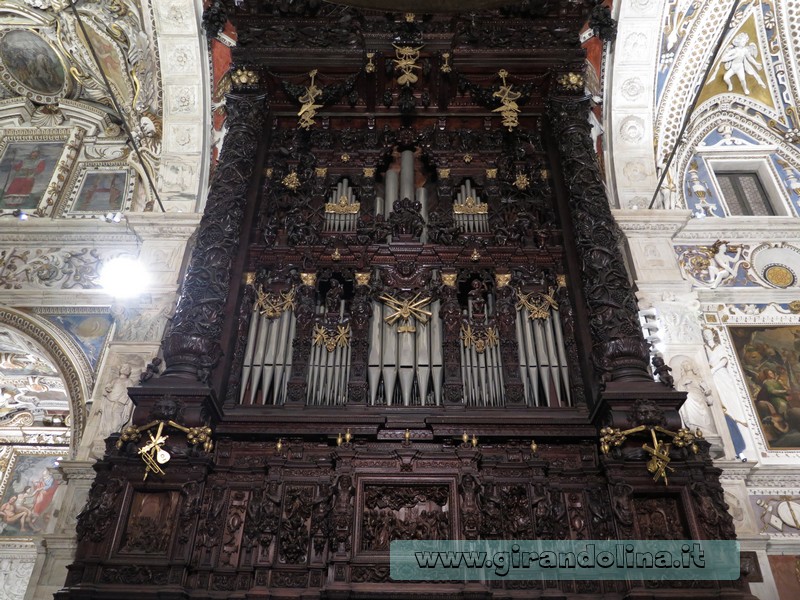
(104, 211), (123, 223)
(98, 256), (150, 297)
(12, 209), (28, 221)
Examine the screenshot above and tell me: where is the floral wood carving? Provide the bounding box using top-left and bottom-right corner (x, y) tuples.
(548, 96), (651, 382)
(163, 94), (268, 381)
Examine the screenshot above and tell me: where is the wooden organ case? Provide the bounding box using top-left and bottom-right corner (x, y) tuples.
(59, 1), (757, 599)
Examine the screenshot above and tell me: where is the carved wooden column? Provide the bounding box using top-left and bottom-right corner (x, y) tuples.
(285, 274), (317, 404)
(162, 93), (268, 382)
(347, 273), (372, 404)
(439, 274), (464, 404)
(494, 277), (525, 404)
(547, 95), (651, 384)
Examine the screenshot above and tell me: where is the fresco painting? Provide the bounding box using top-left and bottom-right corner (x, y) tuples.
(43, 314), (113, 371)
(0, 453), (62, 536)
(0, 30), (65, 96)
(72, 171), (128, 213)
(0, 142), (63, 210)
(730, 325), (800, 449)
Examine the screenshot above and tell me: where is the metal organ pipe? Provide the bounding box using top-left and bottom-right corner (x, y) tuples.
(306, 299), (350, 406)
(239, 303), (295, 405)
(515, 305), (571, 407)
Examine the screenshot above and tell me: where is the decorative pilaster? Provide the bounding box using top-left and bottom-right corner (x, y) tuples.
(547, 96), (651, 383)
(162, 94), (268, 381)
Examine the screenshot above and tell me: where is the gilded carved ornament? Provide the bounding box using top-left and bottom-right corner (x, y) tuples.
(492, 69), (522, 131)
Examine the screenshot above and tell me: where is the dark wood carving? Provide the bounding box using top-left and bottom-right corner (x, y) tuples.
(59, 2), (757, 599)
(162, 93), (268, 382)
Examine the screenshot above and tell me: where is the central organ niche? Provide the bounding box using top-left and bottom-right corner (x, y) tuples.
(233, 125), (581, 410)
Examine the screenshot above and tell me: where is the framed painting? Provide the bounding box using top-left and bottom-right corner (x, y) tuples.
(729, 324), (800, 450)
(0, 448), (66, 537)
(63, 163), (134, 217)
(0, 29), (69, 103)
(0, 128), (81, 217)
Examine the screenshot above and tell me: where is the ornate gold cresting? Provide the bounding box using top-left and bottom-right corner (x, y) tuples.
(495, 273), (511, 288)
(557, 71), (584, 91)
(393, 44), (423, 86)
(232, 68), (259, 86)
(300, 272), (317, 287)
(117, 420), (213, 480)
(441, 273), (457, 287)
(514, 173), (530, 190)
(599, 425), (701, 485)
(492, 69), (522, 131)
(380, 292), (433, 333)
(365, 51), (376, 74)
(460, 324), (499, 354)
(298, 69), (323, 129)
(313, 323), (352, 352)
(516, 287), (558, 320)
(440, 51), (452, 73)
(355, 272), (371, 286)
(282, 171), (301, 191)
(325, 195), (361, 214)
(255, 285), (296, 318)
(453, 196), (488, 215)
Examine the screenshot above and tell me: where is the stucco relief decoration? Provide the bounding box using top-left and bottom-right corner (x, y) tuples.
(0, 246), (136, 290)
(677, 240), (751, 288)
(709, 32), (765, 96)
(0, 0), (163, 208)
(619, 116), (645, 143)
(672, 356), (717, 437)
(0, 325), (71, 433)
(620, 77), (644, 101)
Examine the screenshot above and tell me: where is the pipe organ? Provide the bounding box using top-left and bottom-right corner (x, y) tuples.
(453, 180), (489, 234)
(240, 286), (296, 405)
(64, 4), (748, 600)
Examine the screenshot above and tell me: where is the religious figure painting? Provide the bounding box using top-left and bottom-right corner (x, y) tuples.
(730, 325), (800, 449)
(0, 142), (63, 211)
(0, 29), (67, 101)
(0, 452), (64, 536)
(71, 171), (129, 214)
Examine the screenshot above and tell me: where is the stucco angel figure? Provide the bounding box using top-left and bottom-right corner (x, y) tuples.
(714, 32), (766, 95)
(685, 240), (747, 289)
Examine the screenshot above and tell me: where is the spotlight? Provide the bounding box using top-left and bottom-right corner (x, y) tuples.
(104, 212), (123, 223)
(12, 209), (28, 221)
(98, 256), (150, 297)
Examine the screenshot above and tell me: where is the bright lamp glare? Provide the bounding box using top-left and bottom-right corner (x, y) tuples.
(99, 257), (149, 297)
